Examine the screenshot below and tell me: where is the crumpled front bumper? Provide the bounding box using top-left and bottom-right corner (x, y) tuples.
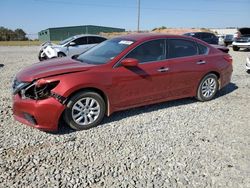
(12, 94), (66, 132)
(38, 46), (58, 61)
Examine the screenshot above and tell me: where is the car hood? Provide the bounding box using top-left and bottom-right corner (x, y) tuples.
(238, 28), (250, 35)
(16, 58), (96, 82)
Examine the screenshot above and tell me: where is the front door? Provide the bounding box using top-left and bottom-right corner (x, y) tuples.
(68, 37), (90, 56)
(111, 39), (172, 109)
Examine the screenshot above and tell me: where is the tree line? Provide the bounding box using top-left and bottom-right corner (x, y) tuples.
(0, 26), (28, 41)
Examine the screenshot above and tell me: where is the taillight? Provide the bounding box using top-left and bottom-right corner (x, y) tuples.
(224, 55), (233, 64)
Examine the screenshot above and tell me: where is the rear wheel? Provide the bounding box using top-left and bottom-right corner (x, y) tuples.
(64, 91), (106, 130)
(233, 46), (240, 51)
(196, 74), (219, 102)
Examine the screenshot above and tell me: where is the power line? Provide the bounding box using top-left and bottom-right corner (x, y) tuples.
(33, 0), (249, 13)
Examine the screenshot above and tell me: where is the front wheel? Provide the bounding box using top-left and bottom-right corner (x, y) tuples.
(196, 74), (219, 102)
(64, 91), (106, 130)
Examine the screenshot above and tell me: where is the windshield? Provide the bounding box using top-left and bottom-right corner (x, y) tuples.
(77, 38), (135, 64)
(59, 36), (75, 45)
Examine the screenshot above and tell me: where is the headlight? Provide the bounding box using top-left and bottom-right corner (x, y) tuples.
(19, 80), (60, 100)
(12, 78), (30, 95)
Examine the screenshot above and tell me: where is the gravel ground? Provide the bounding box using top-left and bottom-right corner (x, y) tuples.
(0, 46), (249, 188)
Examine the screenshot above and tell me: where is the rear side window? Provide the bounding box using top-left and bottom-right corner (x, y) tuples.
(125, 39), (165, 63)
(88, 36), (106, 44)
(197, 43), (208, 55)
(167, 39), (198, 58)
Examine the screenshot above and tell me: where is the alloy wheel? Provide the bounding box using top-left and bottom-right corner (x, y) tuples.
(201, 77), (217, 98)
(71, 97), (100, 126)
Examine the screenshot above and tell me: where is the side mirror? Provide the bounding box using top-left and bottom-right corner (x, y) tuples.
(69, 42), (76, 46)
(121, 58), (139, 67)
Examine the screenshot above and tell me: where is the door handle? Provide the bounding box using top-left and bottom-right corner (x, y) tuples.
(157, 67), (169, 72)
(196, 60), (206, 65)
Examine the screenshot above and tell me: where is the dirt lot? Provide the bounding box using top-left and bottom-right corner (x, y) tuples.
(0, 46), (249, 187)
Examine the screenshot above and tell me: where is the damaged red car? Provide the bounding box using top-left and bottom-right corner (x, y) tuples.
(12, 34), (233, 132)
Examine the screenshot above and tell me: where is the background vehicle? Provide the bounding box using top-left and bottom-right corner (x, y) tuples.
(183, 32), (219, 44)
(184, 32), (229, 53)
(38, 34), (107, 61)
(246, 57), (250, 73)
(12, 34), (233, 132)
(224, 34), (234, 46)
(232, 28), (250, 51)
(218, 34), (225, 46)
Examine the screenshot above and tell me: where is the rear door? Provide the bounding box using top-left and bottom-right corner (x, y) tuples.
(166, 39), (209, 98)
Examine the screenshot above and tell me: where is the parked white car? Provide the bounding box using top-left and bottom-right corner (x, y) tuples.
(232, 28), (250, 51)
(217, 34), (225, 46)
(38, 34), (107, 61)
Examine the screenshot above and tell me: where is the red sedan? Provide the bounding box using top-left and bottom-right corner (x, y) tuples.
(12, 34), (233, 131)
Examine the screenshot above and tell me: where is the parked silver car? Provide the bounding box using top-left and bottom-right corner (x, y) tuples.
(38, 34), (107, 61)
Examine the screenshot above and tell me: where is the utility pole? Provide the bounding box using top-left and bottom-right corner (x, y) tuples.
(137, 0), (140, 32)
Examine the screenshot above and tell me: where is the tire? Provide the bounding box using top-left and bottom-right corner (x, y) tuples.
(64, 91), (106, 130)
(196, 74), (219, 102)
(233, 46), (240, 51)
(58, 52), (66, 58)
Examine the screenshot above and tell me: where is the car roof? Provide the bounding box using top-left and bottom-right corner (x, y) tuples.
(114, 33), (193, 42)
(74, 34), (106, 39)
(185, 31), (216, 35)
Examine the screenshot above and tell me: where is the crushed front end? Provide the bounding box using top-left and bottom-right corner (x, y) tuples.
(12, 78), (66, 132)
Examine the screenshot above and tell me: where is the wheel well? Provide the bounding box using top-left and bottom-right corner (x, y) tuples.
(65, 87), (109, 114)
(58, 87), (109, 130)
(58, 52), (66, 56)
(208, 71), (220, 79)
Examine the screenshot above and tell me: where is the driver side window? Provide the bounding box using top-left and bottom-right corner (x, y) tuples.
(73, 37), (87, 46)
(125, 39), (165, 63)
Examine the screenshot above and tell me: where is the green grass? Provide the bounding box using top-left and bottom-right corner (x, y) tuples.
(0, 41), (59, 46)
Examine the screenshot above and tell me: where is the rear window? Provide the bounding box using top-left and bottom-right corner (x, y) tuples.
(197, 43), (208, 55)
